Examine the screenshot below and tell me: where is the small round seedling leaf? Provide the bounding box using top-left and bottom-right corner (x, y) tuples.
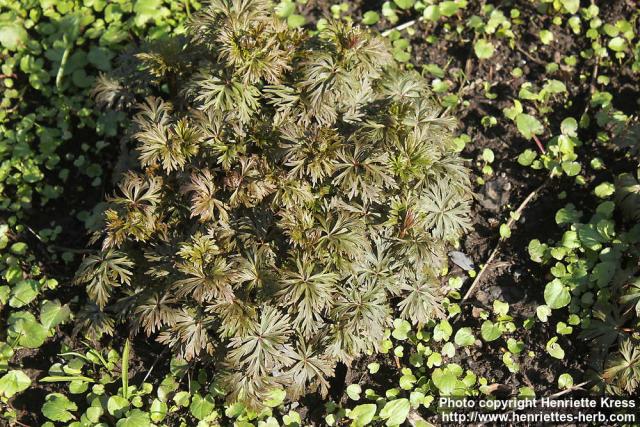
(116, 409), (152, 427)
(190, 394), (215, 420)
(9, 279), (38, 308)
(558, 373), (573, 389)
(10, 316), (48, 348)
(42, 393), (78, 422)
(287, 14), (306, 28)
(480, 320), (501, 342)
(348, 403), (377, 426)
(544, 280), (571, 309)
(107, 395), (129, 417)
(392, 319), (411, 340)
(608, 37), (626, 52)
(454, 327), (475, 347)
(516, 114), (544, 140)
(536, 305), (552, 322)
(474, 39), (495, 59)
(362, 11), (380, 25)
(265, 388), (286, 407)
(150, 398), (168, 422)
(346, 384), (362, 400)
(0, 370), (31, 398)
(546, 337), (565, 359)
(40, 300), (71, 329)
(393, 0), (415, 10)
(380, 398), (410, 426)
(0, 20), (28, 50)
(518, 149), (537, 166)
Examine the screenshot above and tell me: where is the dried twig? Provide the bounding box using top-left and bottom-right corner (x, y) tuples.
(382, 17), (425, 37)
(462, 182), (547, 302)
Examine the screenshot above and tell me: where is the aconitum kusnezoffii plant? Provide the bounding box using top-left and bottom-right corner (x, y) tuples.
(77, 0), (472, 406)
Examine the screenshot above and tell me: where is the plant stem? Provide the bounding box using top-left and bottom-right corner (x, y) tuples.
(56, 36), (72, 91)
(122, 339), (130, 399)
(532, 134), (546, 153)
(382, 17), (425, 37)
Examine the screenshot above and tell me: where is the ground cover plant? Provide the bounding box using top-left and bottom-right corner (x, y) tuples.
(0, 0), (639, 425)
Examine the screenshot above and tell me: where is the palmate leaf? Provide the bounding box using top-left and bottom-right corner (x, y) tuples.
(157, 309), (215, 361)
(389, 130), (440, 184)
(278, 258), (338, 337)
(183, 169), (230, 222)
(173, 257), (235, 303)
(75, 250), (133, 309)
(403, 98), (457, 134)
(103, 172), (164, 249)
(134, 98), (202, 172)
(226, 157), (277, 208)
(280, 124), (343, 185)
(328, 285), (390, 361)
(620, 277), (640, 317)
(235, 245), (276, 290)
(315, 209), (369, 259)
(190, 73), (260, 124)
(380, 70), (429, 101)
(421, 182), (472, 240)
(354, 235), (401, 292)
(74, 303), (115, 339)
(227, 306), (295, 377)
(578, 303), (625, 349)
(397, 270), (445, 326)
(207, 298), (257, 337)
(603, 339), (640, 394)
(287, 341), (334, 399)
(136, 36), (191, 79)
(133, 291), (179, 335)
(173, 233), (236, 302)
(333, 144), (396, 204)
(215, 17), (295, 85)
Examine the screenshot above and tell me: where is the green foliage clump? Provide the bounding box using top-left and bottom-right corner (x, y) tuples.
(0, 0), (196, 217)
(77, 0), (471, 406)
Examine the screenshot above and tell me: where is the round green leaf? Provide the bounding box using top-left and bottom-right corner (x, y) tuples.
(348, 403), (377, 426)
(608, 37), (626, 52)
(150, 398), (168, 422)
(474, 39), (495, 59)
(393, 0), (415, 10)
(516, 113), (544, 139)
(0, 19), (28, 50)
(9, 279), (39, 308)
(480, 320), (501, 342)
(362, 11), (380, 25)
(190, 393), (215, 420)
(380, 398), (410, 426)
(42, 393), (78, 422)
(346, 384), (362, 401)
(0, 370), (31, 398)
(107, 395), (130, 417)
(453, 327), (474, 347)
(546, 337), (565, 359)
(116, 409), (152, 427)
(544, 279), (570, 309)
(40, 300), (71, 329)
(264, 388), (286, 407)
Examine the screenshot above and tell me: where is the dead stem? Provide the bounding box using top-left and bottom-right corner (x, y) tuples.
(461, 182), (547, 303)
